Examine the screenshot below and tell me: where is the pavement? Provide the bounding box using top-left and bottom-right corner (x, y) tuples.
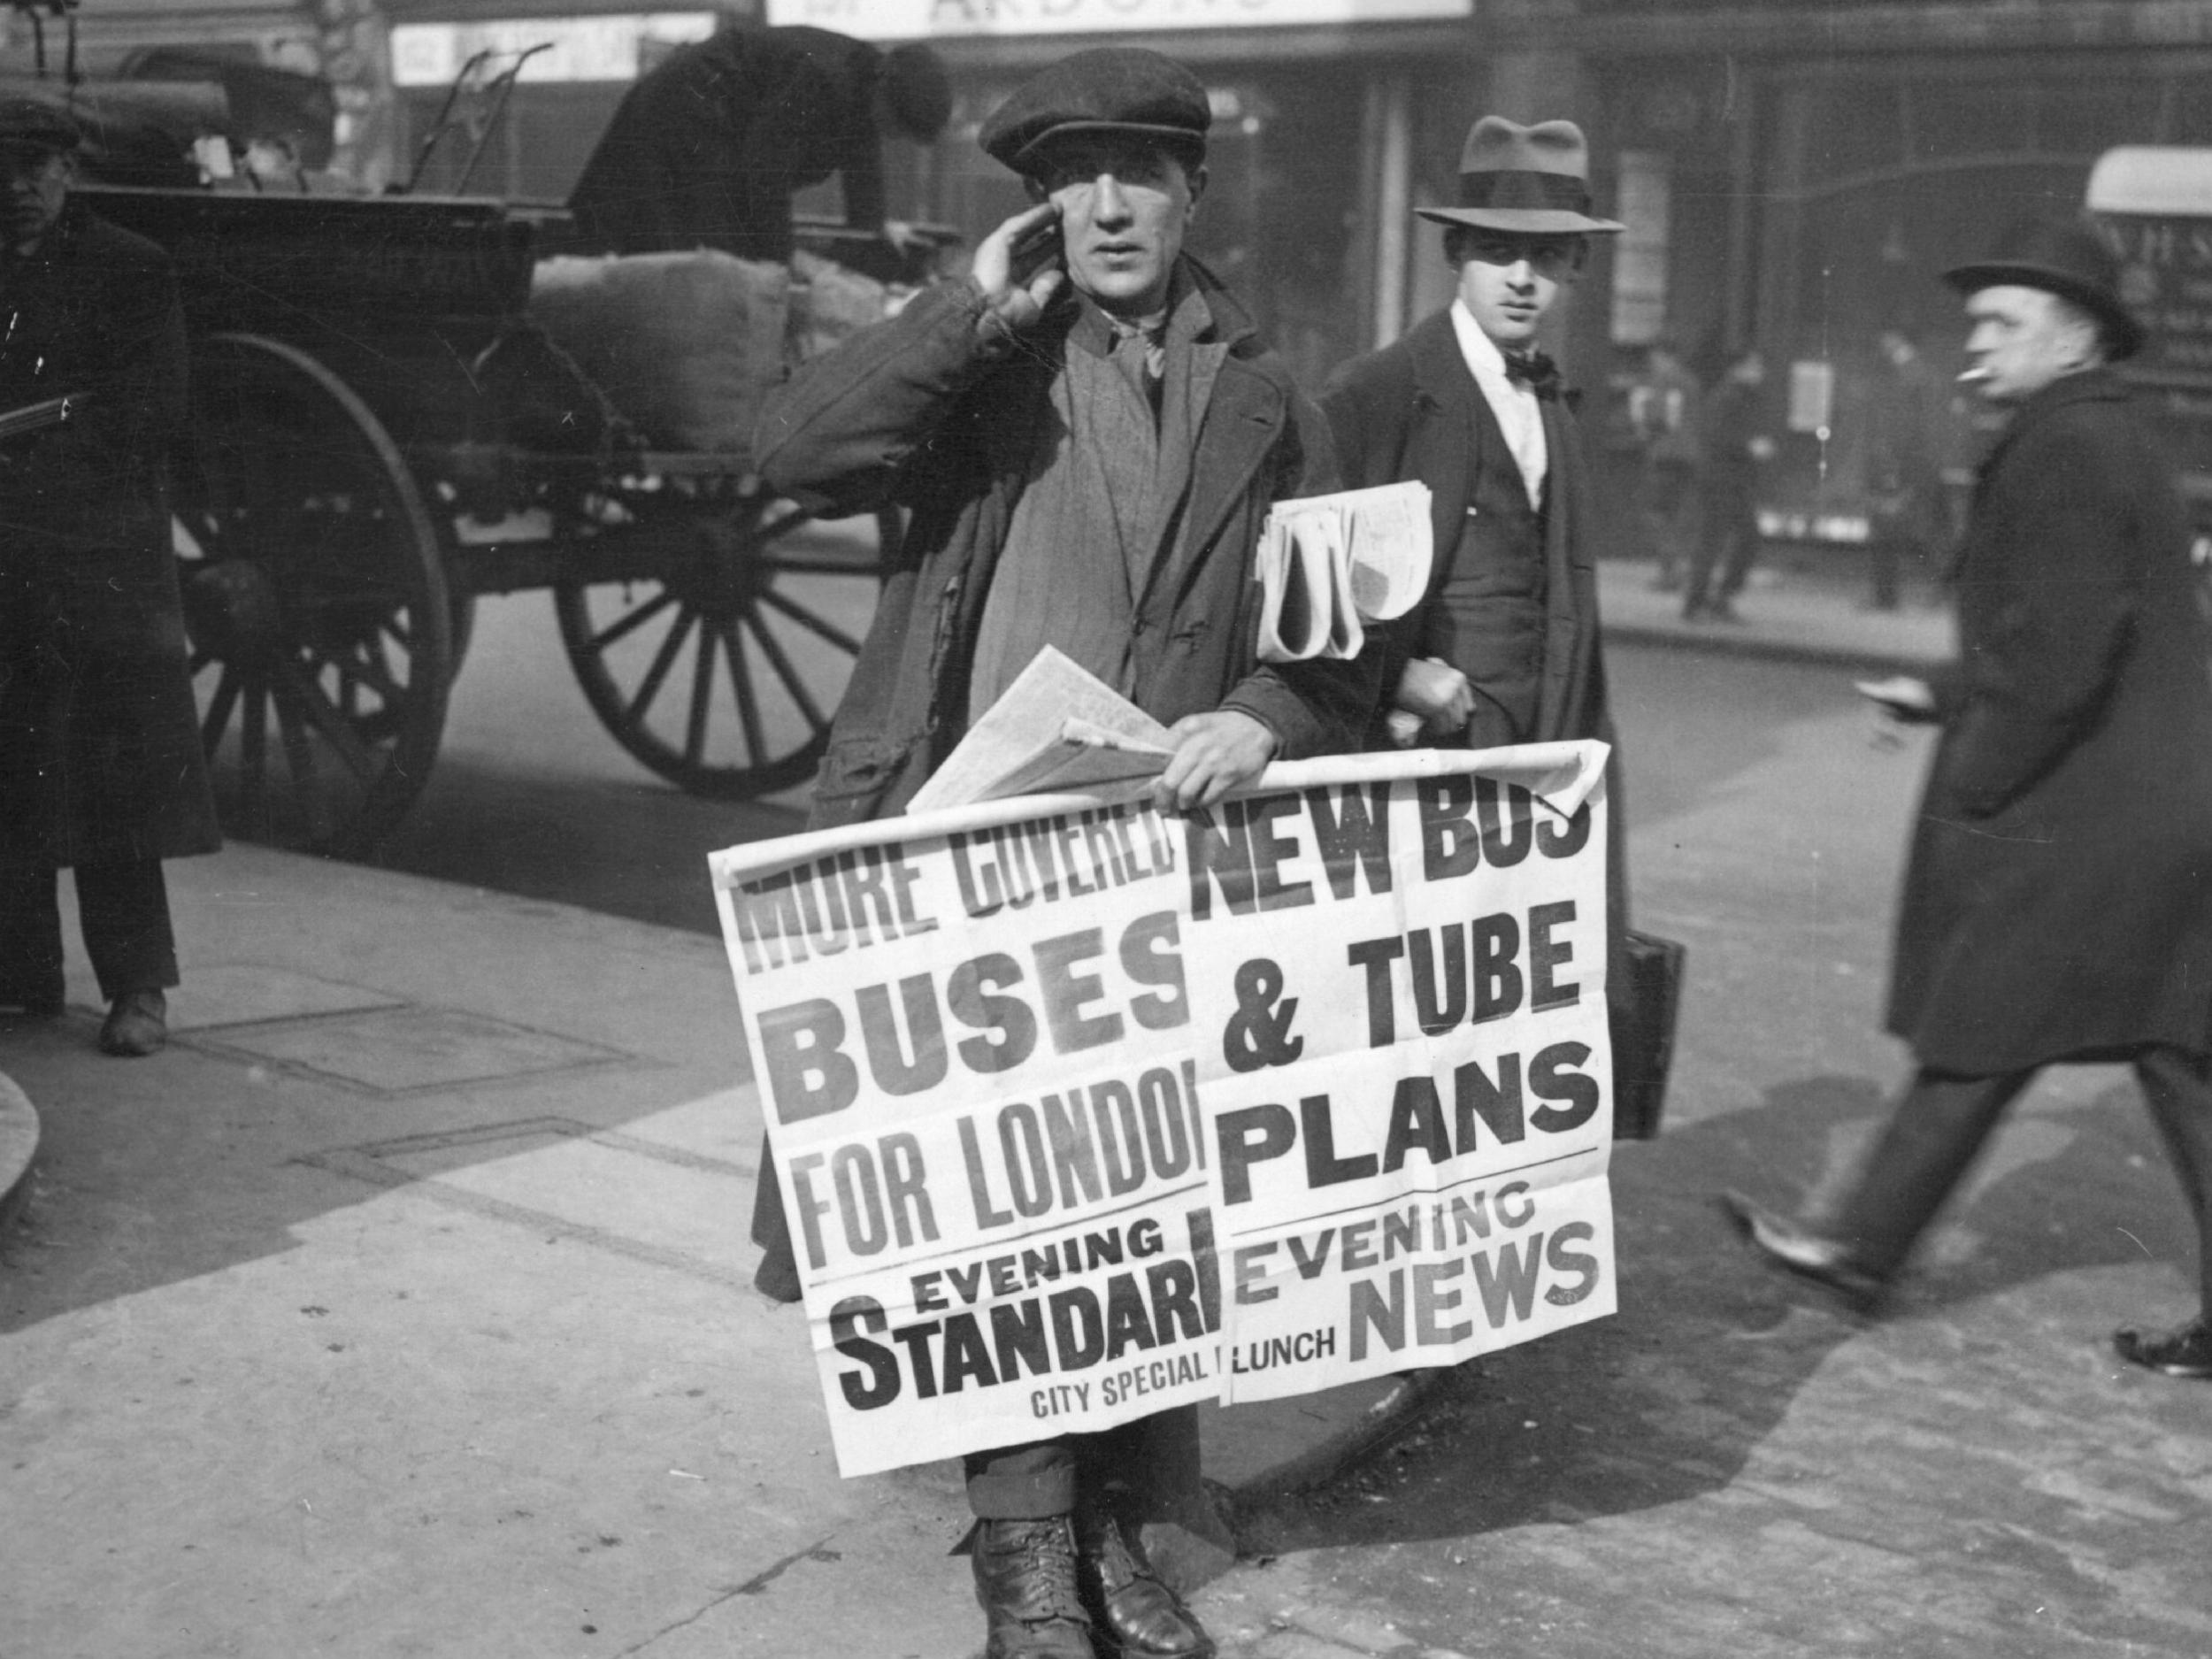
(0, 557), (1973, 1658)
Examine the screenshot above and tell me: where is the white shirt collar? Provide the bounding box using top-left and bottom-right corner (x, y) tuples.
(1448, 298), (1548, 511)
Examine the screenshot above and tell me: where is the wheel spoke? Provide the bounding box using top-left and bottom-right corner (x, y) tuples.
(721, 616), (769, 764)
(684, 618), (720, 770)
(199, 665), (242, 755)
(272, 677), (336, 846)
(737, 603), (827, 733)
(588, 587), (679, 652)
(626, 605), (695, 725)
(273, 653), (379, 782)
(239, 676), (270, 832)
(755, 584), (863, 655)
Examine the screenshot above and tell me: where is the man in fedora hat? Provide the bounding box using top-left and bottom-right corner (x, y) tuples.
(750, 44), (1379, 1659)
(1726, 218), (2212, 1380)
(1320, 111), (1632, 1029)
(0, 95), (219, 1056)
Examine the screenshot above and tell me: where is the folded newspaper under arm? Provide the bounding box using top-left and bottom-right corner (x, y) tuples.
(1255, 480), (1432, 664)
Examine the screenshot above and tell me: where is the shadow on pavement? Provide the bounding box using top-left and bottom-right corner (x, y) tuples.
(1237, 1064), (2196, 1555)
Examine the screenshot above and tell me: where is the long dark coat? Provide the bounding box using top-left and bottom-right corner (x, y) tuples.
(744, 258), (1381, 1301)
(756, 258), (1380, 832)
(1886, 369), (2212, 1074)
(0, 204), (219, 870)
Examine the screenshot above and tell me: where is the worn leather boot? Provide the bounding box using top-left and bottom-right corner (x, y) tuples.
(1077, 1509), (1215, 1659)
(98, 989), (167, 1058)
(972, 1517), (1096, 1659)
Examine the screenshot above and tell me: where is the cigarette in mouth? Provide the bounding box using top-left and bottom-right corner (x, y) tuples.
(1956, 367), (1991, 384)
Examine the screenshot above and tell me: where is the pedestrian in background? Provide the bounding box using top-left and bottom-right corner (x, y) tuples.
(0, 97), (218, 1056)
(1725, 220), (2212, 1379)
(1681, 346), (1774, 622)
(567, 20), (950, 268)
(1863, 325), (1950, 610)
(750, 47), (1381, 1659)
(1631, 336), (1702, 591)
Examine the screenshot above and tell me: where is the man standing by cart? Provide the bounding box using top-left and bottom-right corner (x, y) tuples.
(0, 96), (218, 1056)
(749, 46), (1379, 1659)
(566, 20), (950, 268)
(1725, 220), (2212, 1379)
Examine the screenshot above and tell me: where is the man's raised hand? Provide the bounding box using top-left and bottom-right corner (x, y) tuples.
(972, 201), (1065, 336)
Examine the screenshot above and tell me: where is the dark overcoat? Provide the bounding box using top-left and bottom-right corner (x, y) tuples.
(756, 258), (1379, 832)
(745, 258), (1381, 1299)
(1886, 369), (2212, 1074)
(0, 205), (219, 869)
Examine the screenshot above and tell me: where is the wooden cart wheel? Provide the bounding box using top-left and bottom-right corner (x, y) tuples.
(554, 496), (892, 800)
(174, 333), (453, 857)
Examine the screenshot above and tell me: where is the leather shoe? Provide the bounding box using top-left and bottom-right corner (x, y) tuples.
(2113, 1319), (2212, 1379)
(1719, 1192), (1886, 1313)
(98, 989), (167, 1058)
(1078, 1509), (1214, 1659)
(973, 1517), (1096, 1659)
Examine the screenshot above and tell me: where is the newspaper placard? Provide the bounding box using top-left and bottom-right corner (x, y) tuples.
(1185, 771), (1614, 1402)
(710, 744), (1613, 1476)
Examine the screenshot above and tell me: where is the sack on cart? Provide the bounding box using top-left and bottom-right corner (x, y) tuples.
(527, 250), (790, 454)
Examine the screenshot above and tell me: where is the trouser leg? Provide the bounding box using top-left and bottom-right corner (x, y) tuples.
(964, 1407), (1202, 1522)
(0, 848), (65, 997)
(2132, 1046), (2212, 1322)
(1830, 1067), (2037, 1279)
(1717, 497), (1761, 599)
(73, 858), (178, 1002)
(967, 1439), (1080, 1521)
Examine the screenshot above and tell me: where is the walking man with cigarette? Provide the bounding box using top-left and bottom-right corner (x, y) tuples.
(1724, 220), (2212, 1377)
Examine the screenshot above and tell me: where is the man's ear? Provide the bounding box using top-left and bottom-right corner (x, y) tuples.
(1186, 164), (1208, 216)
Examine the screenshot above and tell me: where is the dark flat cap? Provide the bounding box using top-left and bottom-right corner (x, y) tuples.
(0, 95), (80, 152)
(1944, 217), (2144, 360)
(979, 47), (1209, 174)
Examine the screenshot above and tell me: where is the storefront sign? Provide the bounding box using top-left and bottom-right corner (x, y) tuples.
(710, 743), (1614, 1478)
(766, 0), (1471, 39)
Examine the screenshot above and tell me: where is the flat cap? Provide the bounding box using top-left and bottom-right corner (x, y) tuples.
(979, 46), (1209, 175)
(0, 94), (80, 152)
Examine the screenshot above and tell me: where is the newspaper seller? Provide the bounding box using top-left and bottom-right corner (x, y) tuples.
(747, 44), (1382, 1659)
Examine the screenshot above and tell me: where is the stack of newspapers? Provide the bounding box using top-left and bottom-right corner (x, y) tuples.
(1253, 480), (1432, 663)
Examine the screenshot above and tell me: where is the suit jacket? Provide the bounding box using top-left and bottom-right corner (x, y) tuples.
(1887, 368), (2212, 1073)
(1318, 307), (1610, 752)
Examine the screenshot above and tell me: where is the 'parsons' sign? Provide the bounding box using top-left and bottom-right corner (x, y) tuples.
(710, 743), (1615, 1476)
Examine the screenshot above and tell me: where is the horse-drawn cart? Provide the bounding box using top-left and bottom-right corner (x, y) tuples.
(84, 180), (896, 858)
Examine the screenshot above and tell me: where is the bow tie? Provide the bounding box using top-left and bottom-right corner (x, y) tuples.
(1504, 349), (1560, 399)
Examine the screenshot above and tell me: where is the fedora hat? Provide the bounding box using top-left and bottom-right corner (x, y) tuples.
(1943, 218), (2144, 360)
(1417, 117), (1624, 236)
